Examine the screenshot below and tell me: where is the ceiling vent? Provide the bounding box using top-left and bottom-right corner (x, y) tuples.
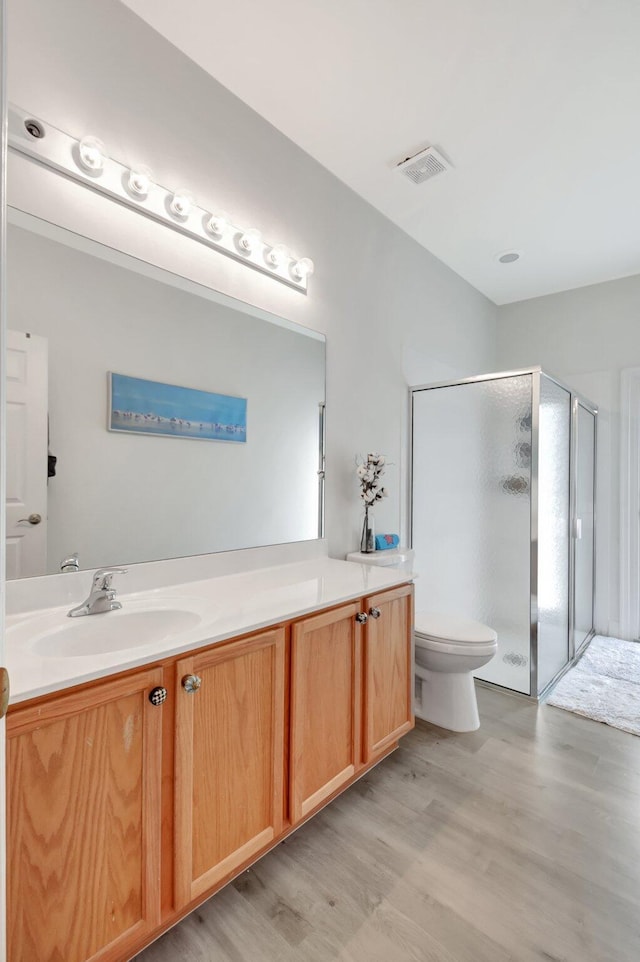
(395, 145), (450, 185)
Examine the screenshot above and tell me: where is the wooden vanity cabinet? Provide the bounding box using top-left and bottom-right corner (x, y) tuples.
(362, 584), (414, 762)
(6, 583), (413, 962)
(289, 587), (414, 824)
(289, 601), (362, 822)
(7, 665), (164, 962)
(173, 627), (286, 907)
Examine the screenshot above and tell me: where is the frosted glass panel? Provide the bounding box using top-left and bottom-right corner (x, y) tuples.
(574, 405), (595, 651)
(537, 377), (571, 693)
(412, 375), (532, 694)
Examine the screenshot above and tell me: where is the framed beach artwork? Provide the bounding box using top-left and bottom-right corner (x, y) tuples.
(108, 373), (247, 442)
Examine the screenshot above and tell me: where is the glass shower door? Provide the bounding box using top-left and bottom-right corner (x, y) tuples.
(411, 374), (533, 695)
(536, 376), (571, 694)
(573, 402), (596, 654)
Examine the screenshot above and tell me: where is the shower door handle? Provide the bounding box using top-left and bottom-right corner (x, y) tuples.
(573, 518), (582, 540)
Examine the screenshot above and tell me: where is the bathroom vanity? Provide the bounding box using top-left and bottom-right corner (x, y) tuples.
(2, 125), (414, 962)
(5, 553), (414, 962)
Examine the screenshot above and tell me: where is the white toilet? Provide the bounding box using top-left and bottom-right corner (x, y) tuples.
(345, 550), (497, 733)
(414, 612), (497, 732)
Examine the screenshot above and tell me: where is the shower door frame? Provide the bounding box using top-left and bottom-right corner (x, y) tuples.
(619, 367), (640, 642)
(569, 395), (598, 664)
(409, 366), (598, 700)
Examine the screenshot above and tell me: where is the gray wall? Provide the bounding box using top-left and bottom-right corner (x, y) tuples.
(497, 273), (640, 635)
(7, 0), (497, 561)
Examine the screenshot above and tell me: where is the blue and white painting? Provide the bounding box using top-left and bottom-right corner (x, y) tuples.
(109, 373), (247, 442)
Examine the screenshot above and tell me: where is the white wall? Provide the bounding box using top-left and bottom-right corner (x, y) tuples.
(7, 223), (325, 574)
(6, 0), (497, 563)
(497, 273), (640, 636)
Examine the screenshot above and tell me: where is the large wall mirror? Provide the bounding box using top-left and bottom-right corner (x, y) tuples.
(6, 209), (326, 579)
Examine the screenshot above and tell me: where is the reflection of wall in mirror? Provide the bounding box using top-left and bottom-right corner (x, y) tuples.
(6, 223), (325, 577)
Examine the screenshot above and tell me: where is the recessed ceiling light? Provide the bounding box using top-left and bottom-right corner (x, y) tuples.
(497, 250), (522, 264)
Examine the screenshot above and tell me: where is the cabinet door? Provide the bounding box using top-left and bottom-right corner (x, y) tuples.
(363, 585), (414, 762)
(7, 666), (164, 962)
(290, 601), (362, 823)
(174, 627), (285, 906)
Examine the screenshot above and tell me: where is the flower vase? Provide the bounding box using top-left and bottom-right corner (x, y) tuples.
(360, 507), (375, 553)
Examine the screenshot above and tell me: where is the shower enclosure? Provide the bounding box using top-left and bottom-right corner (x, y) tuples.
(411, 367), (597, 698)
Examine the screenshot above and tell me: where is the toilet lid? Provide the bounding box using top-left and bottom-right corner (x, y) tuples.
(415, 611), (497, 645)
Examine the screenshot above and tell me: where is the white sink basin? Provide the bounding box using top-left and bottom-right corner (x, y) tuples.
(23, 601), (204, 658)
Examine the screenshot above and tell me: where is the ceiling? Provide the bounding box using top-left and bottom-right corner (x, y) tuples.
(121, 0), (640, 305)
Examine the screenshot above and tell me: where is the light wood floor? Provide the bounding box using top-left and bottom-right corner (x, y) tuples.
(135, 686), (640, 961)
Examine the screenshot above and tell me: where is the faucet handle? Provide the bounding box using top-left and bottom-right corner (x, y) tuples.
(92, 567), (127, 590)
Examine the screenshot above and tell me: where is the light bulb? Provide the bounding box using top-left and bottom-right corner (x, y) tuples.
(238, 228), (262, 254)
(292, 257), (314, 280)
(78, 136), (106, 173)
(206, 210), (230, 236)
(170, 189), (194, 218)
(128, 165), (152, 197)
(266, 244), (289, 268)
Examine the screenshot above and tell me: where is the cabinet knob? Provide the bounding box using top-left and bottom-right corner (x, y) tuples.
(355, 612), (368, 624)
(149, 686), (167, 706)
(182, 674), (202, 694)
(369, 607), (382, 619)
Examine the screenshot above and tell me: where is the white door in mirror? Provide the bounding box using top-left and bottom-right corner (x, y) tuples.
(5, 331), (48, 578)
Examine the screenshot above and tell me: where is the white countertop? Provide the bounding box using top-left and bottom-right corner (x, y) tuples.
(7, 557), (412, 705)
(346, 548), (414, 568)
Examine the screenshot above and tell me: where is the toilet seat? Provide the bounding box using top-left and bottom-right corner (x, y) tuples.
(415, 611), (497, 645)
(415, 634), (497, 658)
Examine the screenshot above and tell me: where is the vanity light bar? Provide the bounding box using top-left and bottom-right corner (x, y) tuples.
(7, 105), (314, 293)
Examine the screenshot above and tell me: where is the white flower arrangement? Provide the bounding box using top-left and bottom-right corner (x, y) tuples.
(356, 452), (388, 506)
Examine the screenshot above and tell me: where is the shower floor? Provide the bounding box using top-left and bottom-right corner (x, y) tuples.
(474, 620), (530, 695)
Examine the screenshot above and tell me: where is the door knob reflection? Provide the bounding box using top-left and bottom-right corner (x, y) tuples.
(18, 513), (42, 525)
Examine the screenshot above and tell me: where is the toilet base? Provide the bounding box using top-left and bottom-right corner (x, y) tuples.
(414, 666), (480, 732)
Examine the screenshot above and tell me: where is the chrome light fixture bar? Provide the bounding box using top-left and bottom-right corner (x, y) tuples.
(7, 104), (314, 293)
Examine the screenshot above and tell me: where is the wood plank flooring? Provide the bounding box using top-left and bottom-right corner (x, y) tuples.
(134, 686), (640, 961)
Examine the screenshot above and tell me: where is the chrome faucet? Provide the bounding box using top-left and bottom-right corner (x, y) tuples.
(68, 568), (127, 618)
(60, 552), (80, 573)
